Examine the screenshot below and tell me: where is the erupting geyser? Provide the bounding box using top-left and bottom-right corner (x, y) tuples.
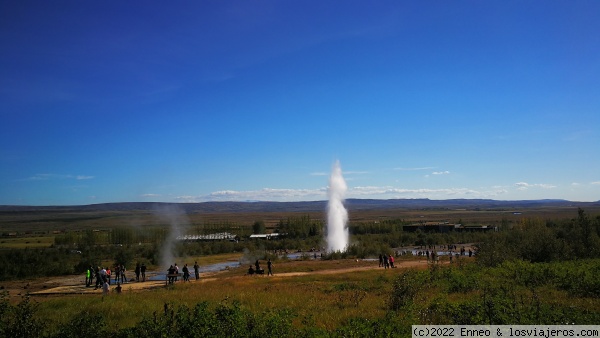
(326, 160), (349, 252)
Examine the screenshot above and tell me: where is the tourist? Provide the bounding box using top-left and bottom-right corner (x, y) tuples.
(86, 266), (93, 287)
(114, 264), (121, 284)
(120, 264), (127, 283)
(267, 259), (273, 276)
(193, 261), (200, 280)
(100, 267), (107, 284)
(94, 266), (102, 289)
(182, 264), (190, 282)
(383, 254), (389, 269)
(167, 265), (176, 284)
(141, 263), (147, 282)
(102, 280), (109, 296)
(389, 254), (395, 268)
(135, 262), (141, 282)
(378, 254), (383, 267)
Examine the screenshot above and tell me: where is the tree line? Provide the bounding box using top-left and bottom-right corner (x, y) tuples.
(1, 209), (598, 281)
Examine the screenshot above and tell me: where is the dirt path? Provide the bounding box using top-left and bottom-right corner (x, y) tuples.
(18, 259), (435, 297)
(266, 259), (427, 278)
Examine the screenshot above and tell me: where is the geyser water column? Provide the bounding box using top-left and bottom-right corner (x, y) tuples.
(326, 160), (349, 252)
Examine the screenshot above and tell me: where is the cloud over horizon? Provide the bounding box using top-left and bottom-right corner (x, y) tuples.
(515, 182), (556, 190)
(173, 184), (513, 203)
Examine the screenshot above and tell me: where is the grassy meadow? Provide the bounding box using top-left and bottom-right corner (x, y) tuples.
(1, 203), (600, 337)
(14, 255), (600, 337)
(33, 259), (401, 332)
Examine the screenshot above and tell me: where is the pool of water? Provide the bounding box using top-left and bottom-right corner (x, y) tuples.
(148, 261), (242, 281)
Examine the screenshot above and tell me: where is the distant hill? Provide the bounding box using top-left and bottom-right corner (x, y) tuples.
(1, 198), (599, 214)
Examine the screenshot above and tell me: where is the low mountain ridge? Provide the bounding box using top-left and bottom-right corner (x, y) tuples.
(1, 198), (598, 214)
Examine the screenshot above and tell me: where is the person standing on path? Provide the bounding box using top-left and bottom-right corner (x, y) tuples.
(102, 280), (110, 296)
(120, 264), (127, 283)
(85, 266), (92, 287)
(135, 263), (141, 282)
(140, 263), (146, 282)
(267, 259), (273, 276)
(182, 264), (190, 282)
(193, 261), (200, 280)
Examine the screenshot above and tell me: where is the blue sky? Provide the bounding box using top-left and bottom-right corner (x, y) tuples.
(1, 1), (599, 205)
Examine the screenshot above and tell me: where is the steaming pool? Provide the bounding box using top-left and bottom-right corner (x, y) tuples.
(148, 261), (242, 281)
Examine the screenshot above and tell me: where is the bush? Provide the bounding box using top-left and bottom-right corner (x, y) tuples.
(0, 294), (45, 338)
(388, 269), (428, 311)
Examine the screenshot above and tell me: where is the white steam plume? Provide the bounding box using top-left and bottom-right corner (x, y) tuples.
(154, 204), (189, 269)
(326, 160), (349, 252)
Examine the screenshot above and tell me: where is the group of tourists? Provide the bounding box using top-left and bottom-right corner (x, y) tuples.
(85, 263), (149, 288)
(85, 265), (119, 296)
(247, 259), (273, 276)
(167, 262), (200, 284)
(378, 254), (395, 269)
(133, 262), (147, 282)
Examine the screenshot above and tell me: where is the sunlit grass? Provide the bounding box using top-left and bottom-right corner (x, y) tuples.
(34, 258), (405, 331)
(30, 257), (600, 332)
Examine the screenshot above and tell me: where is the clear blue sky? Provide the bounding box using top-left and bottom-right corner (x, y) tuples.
(1, 1), (599, 205)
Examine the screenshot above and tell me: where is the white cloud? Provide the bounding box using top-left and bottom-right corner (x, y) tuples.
(432, 171), (450, 175)
(515, 182), (556, 190)
(141, 193), (161, 197)
(177, 187), (328, 202)
(356, 186), (511, 199)
(25, 173), (94, 181)
(592, 181), (600, 185)
(27, 173), (63, 180)
(174, 184), (513, 202)
(174, 195), (198, 202)
(310, 172), (328, 176)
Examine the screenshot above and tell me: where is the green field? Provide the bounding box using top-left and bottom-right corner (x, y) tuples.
(0, 236), (54, 249)
(1, 203), (599, 337)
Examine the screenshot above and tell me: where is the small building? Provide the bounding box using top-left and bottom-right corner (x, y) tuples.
(457, 225), (497, 232)
(249, 233), (284, 240)
(403, 222), (496, 233)
(177, 232), (237, 241)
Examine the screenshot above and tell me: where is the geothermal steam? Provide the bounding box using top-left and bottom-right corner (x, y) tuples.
(155, 204), (189, 269)
(326, 160), (349, 252)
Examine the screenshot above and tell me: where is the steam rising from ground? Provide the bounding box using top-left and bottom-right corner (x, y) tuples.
(155, 204), (189, 269)
(326, 160), (349, 252)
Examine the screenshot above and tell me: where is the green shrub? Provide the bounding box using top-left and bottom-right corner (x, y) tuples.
(388, 269), (428, 310)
